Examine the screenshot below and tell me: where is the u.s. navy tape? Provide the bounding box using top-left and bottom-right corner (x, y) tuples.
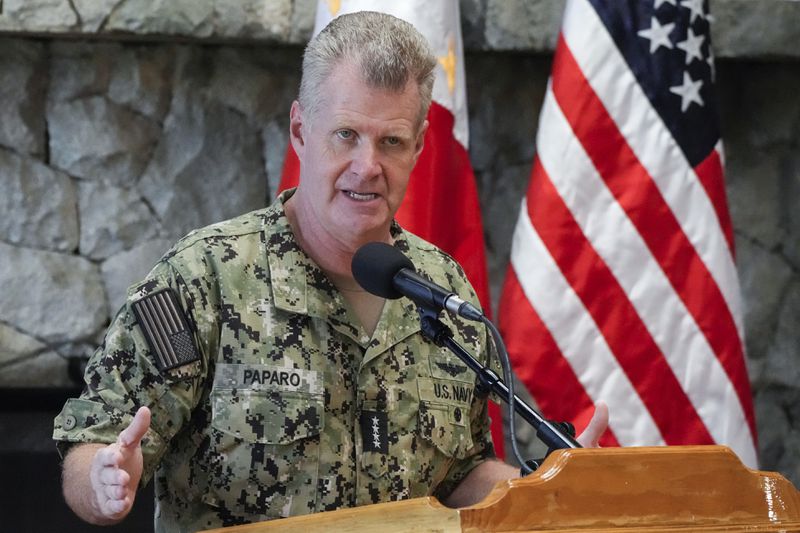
(132, 288), (200, 372)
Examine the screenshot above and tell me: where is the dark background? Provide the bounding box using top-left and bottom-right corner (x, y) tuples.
(0, 389), (154, 532)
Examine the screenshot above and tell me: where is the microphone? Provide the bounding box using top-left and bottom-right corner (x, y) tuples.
(351, 242), (484, 321)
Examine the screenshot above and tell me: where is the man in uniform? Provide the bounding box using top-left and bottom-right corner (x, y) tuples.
(54, 11), (607, 532)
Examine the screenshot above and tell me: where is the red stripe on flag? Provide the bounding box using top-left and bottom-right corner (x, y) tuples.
(278, 143), (300, 193)
(694, 149), (736, 258)
(395, 103), (491, 312)
(498, 265), (620, 447)
(527, 157), (714, 445)
(550, 35), (757, 443)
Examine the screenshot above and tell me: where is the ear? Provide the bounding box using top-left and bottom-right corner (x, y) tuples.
(412, 119), (429, 165)
(289, 100), (306, 156)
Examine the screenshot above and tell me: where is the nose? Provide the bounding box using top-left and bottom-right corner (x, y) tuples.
(350, 142), (382, 179)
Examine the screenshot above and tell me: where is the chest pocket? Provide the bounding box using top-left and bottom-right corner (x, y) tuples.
(358, 377), (475, 502)
(211, 389), (323, 443)
(203, 388), (323, 520)
(417, 377), (475, 459)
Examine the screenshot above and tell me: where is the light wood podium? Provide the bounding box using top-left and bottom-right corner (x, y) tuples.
(202, 446), (800, 532)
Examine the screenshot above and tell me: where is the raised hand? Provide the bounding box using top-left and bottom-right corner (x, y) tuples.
(577, 401), (609, 448)
(88, 406), (151, 521)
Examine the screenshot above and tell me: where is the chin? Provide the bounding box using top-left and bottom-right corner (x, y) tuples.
(346, 220), (391, 242)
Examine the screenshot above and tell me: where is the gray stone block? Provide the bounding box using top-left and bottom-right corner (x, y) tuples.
(0, 350), (72, 388)
(779, 151), (800, 271)
(725, 145), (787, 250)
(288, 0), (316, 44)
(105, 0), (216, 38)
(211, 0), (292, 40)
(0, 0), (799, 60)
(100, 238), (173, 318)
(754, 386), (792, 468)
(711, 0), (800, 59)
(72, 0), (124, 33)
(0, 148), (79, 252)
(0, 242), (107, 344)
(0, 39), (46, 156)
(460, 0), (487, 51)
(77, 181), (162, 260)
(48, 41), (118, 103)
(762, 281), (800, 389)
(736, 237), (794, 361)
(466, 53), (547, 172)
(207, 48), (297, 125)
(101, 0), (292, 40)
(139, 78), (268, 239)
(777, 430), (800, 486)
(719, 63), (800, 150)
(48, 96), (160, 184)
(0, 322), (50, 367)
(0, 0), (78, 32)
(108, 45), (175, 122)
(484, 0), (563, 52)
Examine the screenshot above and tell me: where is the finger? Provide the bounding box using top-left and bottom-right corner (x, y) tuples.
(104, 482), (126, 501)
(94, 446), (124, 468)
(578, 401), (609, 448)
(118, 406), (151, 449)
(100, 495), (131, 518)
(98, 465), (131, 487)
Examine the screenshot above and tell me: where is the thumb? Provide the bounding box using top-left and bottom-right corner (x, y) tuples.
(577, 401), (609, 448)
(118, 406), (151, 449)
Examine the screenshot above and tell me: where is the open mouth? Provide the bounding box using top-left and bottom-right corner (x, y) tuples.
(344, 190), (378, 201)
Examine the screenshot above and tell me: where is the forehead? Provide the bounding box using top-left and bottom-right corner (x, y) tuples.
(313, 62), (422, 129)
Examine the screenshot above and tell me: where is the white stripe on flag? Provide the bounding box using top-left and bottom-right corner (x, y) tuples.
(510, 200), (665, 446)
(536, 85), (757, 466)
(561, 0), (744, 340)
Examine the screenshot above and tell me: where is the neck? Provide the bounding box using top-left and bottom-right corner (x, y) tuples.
(284, 195), (392, 283)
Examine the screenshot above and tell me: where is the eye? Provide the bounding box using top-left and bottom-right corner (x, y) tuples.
(384, 136), (401, 146)
(336, 129), (354, 140)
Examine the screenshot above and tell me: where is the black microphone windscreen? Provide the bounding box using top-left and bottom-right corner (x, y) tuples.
(351, 242), (414, 299)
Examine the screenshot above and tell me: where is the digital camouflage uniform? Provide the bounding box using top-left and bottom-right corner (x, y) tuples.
(53, 189), (497, 533)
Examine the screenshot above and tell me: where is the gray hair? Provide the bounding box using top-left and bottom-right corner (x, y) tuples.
(298, 11), (437, 128)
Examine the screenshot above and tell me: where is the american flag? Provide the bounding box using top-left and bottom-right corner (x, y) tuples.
(498, 0), (758, 467)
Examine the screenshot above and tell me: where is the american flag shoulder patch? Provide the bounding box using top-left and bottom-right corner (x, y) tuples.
(132, 288), (200, 372)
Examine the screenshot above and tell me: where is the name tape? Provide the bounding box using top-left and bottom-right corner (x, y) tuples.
(213, 364), (321, 394)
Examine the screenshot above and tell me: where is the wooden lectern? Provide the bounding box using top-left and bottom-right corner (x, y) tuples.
(202, 446), (800, 532)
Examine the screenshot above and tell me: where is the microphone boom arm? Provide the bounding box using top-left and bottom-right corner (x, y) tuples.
(417, 307), (581, 458)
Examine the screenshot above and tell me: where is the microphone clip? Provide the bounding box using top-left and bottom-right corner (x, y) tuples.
(417, 305), (453, 347)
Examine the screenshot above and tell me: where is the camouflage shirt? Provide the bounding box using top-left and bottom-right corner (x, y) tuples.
(53, 190), (497, 533)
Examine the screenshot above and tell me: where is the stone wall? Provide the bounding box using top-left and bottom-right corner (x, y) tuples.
(0, 0), (798, 490)
(1, 0), (799, 58)
(0, 39), (299, 389)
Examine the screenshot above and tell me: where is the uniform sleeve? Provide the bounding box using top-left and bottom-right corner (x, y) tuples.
(52, 258), (216, 486)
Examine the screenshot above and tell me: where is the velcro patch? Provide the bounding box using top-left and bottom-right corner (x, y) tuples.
(360, 410), (388, 453)
(132, 289), (200, 372)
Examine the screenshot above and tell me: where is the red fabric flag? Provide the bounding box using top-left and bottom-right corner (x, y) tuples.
(279, 0), (503, 457)
(498, 0), (757, 467)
